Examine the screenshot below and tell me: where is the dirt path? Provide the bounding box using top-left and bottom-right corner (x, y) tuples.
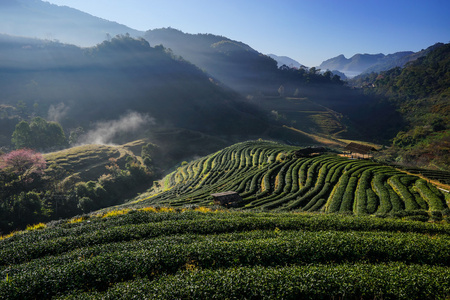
(283, 126), (347, 148)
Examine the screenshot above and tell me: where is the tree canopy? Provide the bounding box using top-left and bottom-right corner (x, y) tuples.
(11, 117), (66, 150)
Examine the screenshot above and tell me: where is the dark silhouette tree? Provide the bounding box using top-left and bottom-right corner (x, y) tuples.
(11, 117), (66, 150)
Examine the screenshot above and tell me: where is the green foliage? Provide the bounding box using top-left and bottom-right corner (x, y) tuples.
(369, 43), (450, 169)
(124, 141), (447, 217)
(415, 179), (447, 211)
(0, 142), (156, 234)
(11, 117), (66, 151)
(73, 264), (450, 300)
(0, 211), (449, 299)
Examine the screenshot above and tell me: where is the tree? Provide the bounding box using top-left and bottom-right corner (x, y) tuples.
(0, 149), (47, 231)
(0, 149), (46, 180)
(11, 191), (45, 225)
(309, 67), (320, 75)
(45, 121), (67, 148)
(11, 121), (32, 149)
(11, 117), (66, 150)
(0, 149), (46, 194)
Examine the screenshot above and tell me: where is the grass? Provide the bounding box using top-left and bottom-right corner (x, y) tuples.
(43, 143), (139, 182)
(337, 138), (382, 149)
(260, 96), (346, 135)
(283, 125), (347, 147)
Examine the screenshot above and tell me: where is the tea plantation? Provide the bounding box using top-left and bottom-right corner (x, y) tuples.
(2, 141), (449, 299)
(127, 141), (449, 219)
(1, 209), (450, 299)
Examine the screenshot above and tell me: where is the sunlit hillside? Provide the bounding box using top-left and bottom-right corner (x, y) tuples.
(123, 141), (449, 219)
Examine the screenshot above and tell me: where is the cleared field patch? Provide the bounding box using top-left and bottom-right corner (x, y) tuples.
(258, 96), (346, 135)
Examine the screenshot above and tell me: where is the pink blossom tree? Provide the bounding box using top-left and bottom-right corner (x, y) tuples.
(0, 148), (46, 186)
(1, 150), (47, 233)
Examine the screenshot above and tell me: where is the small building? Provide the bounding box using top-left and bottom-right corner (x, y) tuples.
(211, 191), (242, 207)
(343, 142), (377, 159)
(293, 147), (327, 158)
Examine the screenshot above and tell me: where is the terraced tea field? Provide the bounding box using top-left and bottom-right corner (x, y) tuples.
(43, 141), (146, 181)
(2, 141), (449, 299)
(1, 210), (449, 299)
(127, 141), (449, 218)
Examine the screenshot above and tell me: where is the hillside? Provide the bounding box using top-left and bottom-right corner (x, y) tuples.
(43, 142), (147, 183)
(251, 96), (347, 136)
(0, 0), (142, 46)
(366, 43), (450, 170)
(0, 3), (449, 298)
(1, 209), (449, 299)
(123, 141), (449, 218)
(144, 28), (280, 94)
(0, 21), (403, 147)
(0, 34), (276, 147)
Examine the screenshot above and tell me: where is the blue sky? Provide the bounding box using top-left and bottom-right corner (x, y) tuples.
(45, 0), (450, 67)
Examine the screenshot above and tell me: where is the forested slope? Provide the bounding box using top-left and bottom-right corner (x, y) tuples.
(0, 34), (270, 147)
(368, 43), (450, 169)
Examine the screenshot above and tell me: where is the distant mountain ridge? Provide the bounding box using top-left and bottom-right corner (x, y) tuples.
(0, 0), (143, 46)
(267, 54), (304, 69)
(319, 44), (443, 77)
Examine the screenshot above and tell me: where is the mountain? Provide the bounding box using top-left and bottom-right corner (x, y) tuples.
(0, 34), (328, 153)
(0, 34), (275, 145)
(267, 54), (304, 68)
(144, 28), (280, 94)
(362, 43), (444, 74)
(0, 0), (143, 46)
(143, 28), (351, 101)
(319, 44), (444, 77)
(319, 53), (387, 77)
